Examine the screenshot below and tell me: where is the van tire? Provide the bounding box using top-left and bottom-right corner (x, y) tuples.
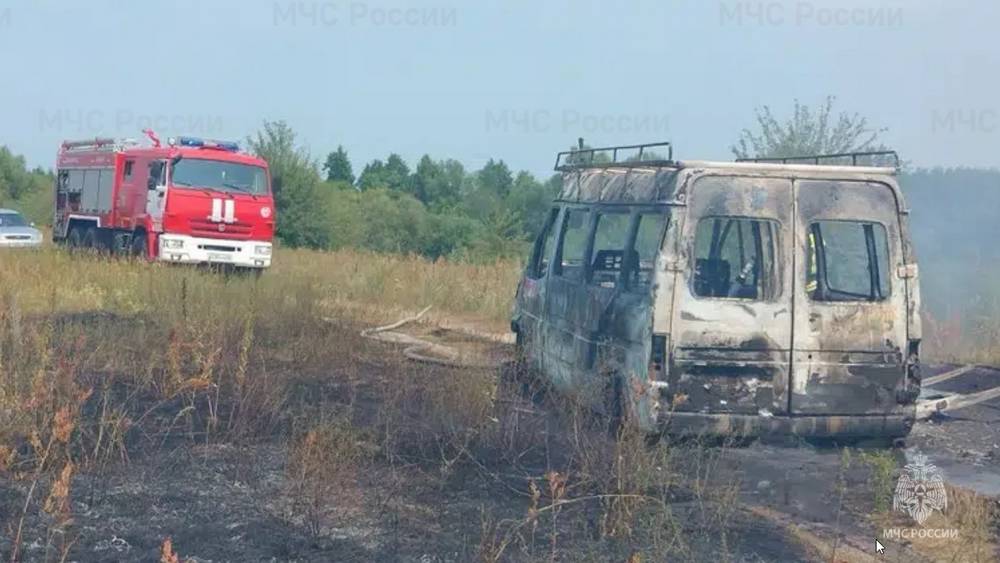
(606, 375), (628, 437)
(605, 375), (663, 447)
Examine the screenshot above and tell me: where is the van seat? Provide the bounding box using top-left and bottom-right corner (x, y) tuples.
(694, 258), (731, 297)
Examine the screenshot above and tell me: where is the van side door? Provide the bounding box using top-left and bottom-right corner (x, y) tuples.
(543, 206), (595, 391)
(670, 176), (794, 416)
(590, 208), (669, 428)
(514, 207), (561, 373)
(791, 180), (909, 415)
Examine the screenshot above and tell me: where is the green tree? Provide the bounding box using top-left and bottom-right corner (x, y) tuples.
(410, 155), (464, 209)
(327, 188), (479, 259)
(357, 153), (411, 192)
(322, 145), (355, 184)
(731, 96), (888, 159)
(0, 147), (34, 201)
(477, 159), (513, 197)
(0, 147), (53, 225)
(357, 159), (386, 191)
(506, 171), (560, 239)
(247, 121), (330, 249)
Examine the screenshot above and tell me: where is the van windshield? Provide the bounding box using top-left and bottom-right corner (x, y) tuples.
(170, 159), (270, 195)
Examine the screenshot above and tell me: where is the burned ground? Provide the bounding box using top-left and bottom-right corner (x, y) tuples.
(0, 314), (821, 562)
(3, 318), (996, 562)
(0, 250), (997, 562)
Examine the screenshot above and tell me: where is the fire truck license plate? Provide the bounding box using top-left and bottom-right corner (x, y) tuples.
(208, 253), (232, 262)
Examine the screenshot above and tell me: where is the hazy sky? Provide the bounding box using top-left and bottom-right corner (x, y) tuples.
(1, 0), (997, 176)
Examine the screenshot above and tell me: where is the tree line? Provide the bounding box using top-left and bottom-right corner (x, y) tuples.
(247, 121), (561, 260)
(0, 98), (996, 282)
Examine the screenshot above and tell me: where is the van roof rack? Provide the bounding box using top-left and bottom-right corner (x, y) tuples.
(736, 150), (900, 168)
(555, 140), (674, 171)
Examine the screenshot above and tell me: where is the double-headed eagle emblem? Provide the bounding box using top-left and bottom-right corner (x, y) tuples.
(893, 453), (947, 525)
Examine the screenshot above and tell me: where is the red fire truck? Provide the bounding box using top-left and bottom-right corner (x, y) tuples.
(54, 131), (274, 269)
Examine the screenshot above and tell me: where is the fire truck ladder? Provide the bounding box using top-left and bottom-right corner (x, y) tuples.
(60, 138), (139, 153)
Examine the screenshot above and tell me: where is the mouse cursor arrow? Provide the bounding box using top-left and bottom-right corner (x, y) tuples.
(875, 538), (885, 555)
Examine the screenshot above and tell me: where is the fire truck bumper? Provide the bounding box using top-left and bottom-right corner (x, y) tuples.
(158, 234), (272, 269)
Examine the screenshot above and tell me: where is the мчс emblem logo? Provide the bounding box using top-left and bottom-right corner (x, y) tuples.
(893, 453), (947, 525)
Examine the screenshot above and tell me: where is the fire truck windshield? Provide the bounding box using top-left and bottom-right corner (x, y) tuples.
(170, 158), (269, 195)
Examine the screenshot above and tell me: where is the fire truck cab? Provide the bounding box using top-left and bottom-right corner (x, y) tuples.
(54, 133), (275, 269)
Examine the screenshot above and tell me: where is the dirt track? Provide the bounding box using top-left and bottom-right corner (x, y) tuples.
(716, 364), (1000, 561)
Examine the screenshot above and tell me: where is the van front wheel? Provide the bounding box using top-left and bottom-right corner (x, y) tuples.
(605, 375), (662, 446)
(605, 375), (628, 437)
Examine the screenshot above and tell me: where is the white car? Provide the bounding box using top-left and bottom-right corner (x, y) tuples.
(0, 209), (43, 247)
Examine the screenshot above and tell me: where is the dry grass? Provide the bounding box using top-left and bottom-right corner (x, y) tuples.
(0, 246), (522, 559)
(870, 485), (1000, 563)
(0, 246), (518, 468)
(286, 417), (370, 538)
(1, 245), (995, 561)
(923, 306), (1000, 366)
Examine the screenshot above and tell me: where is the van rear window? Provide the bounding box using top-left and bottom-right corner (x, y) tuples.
(807, 221), (891, 301)
(692, 217), (778, 300)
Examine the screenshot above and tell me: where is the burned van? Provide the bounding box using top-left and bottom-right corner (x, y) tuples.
(511, 142), (922, 440)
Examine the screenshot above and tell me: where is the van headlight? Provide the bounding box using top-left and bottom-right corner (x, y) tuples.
(255, 245), (271, 256)
(162, 239), (184, 249)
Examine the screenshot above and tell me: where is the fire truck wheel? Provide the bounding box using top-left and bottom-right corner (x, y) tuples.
(67, 227), (84, 249)
(81, 227), (100, 251)
(131, 232), (148, 258)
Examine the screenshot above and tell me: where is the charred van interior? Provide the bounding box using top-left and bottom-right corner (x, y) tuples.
(513, 142), (921, 441)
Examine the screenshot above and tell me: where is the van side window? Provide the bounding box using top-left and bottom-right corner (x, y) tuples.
(554, 208), (592, 281)
(632, 213), (667, 289)
(807, 221), (890, 302)
(589, 212), (632, 287)
(528, 208), (560, 279)
(123, 161), (134, 180)
(693, 217), (778, 300)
